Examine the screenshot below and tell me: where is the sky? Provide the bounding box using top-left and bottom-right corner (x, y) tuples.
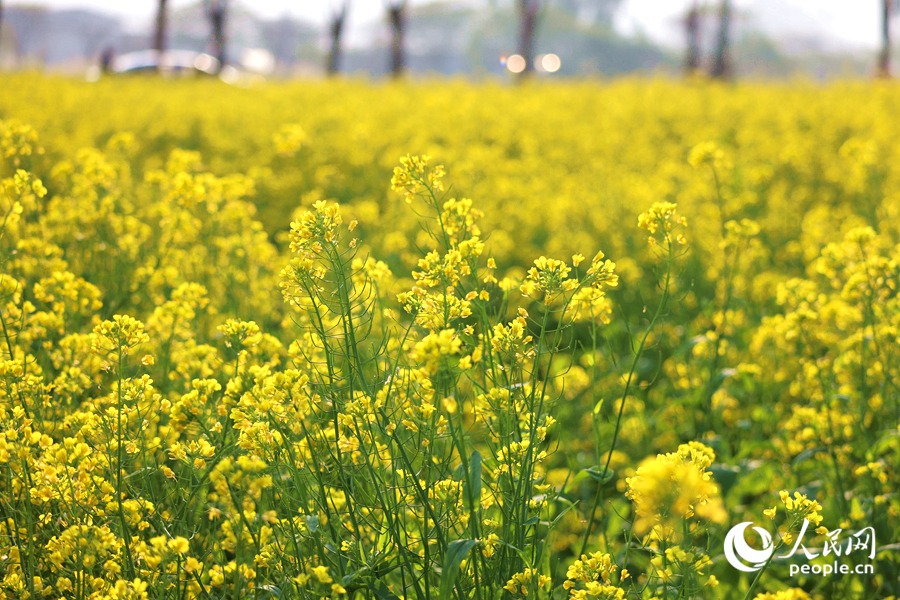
(5, 0), (885, 50)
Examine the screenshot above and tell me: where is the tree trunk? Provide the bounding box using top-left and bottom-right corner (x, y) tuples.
(327, 1), (349, 75)
(387, 1), (405, 78)
(518, 0), (540, 78)
(684, 0), (700, 74)
(878, 0), (891, 77)
(710, 0), (731, 79)
(207, 0), (226, 73)
(154, 0), (168, 71)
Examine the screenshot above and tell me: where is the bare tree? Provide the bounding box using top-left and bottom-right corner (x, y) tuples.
(518, 0), (541, 78)
(387, 0), (406, 78)
(206, 0), (226, 73)
(878, 0), (891, 77)
(154, 0), (168, 67)
(100, 47), (114, 74)
(327, 1), (349, 75)
(710, 0), (731, 79)
(684, 0), (700, 74)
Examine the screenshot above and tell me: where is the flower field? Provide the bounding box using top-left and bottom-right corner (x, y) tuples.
(0, 73), (898, 599)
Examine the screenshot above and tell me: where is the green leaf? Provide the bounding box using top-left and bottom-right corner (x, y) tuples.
(460, 450), (482, 512)
(342, 567), (369, 587)
(305, 515), (318, 533)
(586, 466), (614, 484)
(564, 469), (590, 493)
(494, 539), (530, 564)
(439, 539), (479, 600)
(871, 431), (898, 455)
(708, 464), (741, 496)
(792, 447), (826, 466)
(549, 497), (578, 530)
(257, 585), (284, 599)
(564, 465), (614, 492)
(469, 451), (482, 509)
(371, 582), (402, 600)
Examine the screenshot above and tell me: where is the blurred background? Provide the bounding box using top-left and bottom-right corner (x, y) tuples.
(0, 0), (896, 80)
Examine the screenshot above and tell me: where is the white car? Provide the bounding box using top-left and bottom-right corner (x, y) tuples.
(110, 50), (220, 75)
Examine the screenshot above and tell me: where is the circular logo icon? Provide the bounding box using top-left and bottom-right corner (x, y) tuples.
(724, 522), (775, 572)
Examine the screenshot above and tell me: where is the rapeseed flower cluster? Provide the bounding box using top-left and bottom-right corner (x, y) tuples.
(0, 74), (898, 600)
(626, 442), (726, 537)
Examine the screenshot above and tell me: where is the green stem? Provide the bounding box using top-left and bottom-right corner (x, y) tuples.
(580, 238), (674, 557)
(115, 347), (136, 579)
(741, 541), (782, 600)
